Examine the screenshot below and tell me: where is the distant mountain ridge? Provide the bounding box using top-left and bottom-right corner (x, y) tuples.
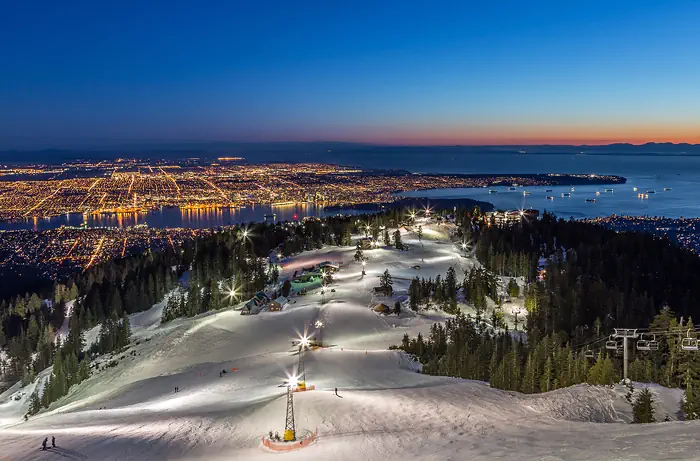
(2, 142), (700, 164)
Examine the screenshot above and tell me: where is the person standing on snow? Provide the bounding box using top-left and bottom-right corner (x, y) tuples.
(51, 436), (56, 448)
(334, 387), (338, 396)
(41, 438), (48, 450)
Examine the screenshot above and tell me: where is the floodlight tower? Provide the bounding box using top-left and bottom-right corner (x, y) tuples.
(284, 379), (296, 441)
(296, 345), (306, 389)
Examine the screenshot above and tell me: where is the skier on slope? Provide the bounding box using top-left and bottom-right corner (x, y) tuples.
(334, 387), (338, 397)
(52, 436), (56, 448)
(41, 438), (48, 450)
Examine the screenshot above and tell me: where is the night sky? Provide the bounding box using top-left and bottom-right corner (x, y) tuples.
(2, 0), (699, 148)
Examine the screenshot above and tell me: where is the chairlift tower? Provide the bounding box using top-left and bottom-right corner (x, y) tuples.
(612, 328), (638, 380)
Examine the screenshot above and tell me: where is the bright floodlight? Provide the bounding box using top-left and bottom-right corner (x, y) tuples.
(315, 320), (324, 328)
(286, 375), (299, 388)
(461, 242), (467, 250)
(361, 260), (366, 266)
(223, 283), (239, 301)
(299, 336), (310, 347)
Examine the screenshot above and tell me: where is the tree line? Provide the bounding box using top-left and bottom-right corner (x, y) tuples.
(398, 209), (700, 421)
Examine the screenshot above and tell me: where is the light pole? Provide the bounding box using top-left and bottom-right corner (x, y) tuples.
(361, 259), (366, 276)
(284, 375), (298, 441)
(315, 320), (324, 347)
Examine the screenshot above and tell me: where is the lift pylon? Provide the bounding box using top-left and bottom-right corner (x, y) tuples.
(284, 383), (296, 441)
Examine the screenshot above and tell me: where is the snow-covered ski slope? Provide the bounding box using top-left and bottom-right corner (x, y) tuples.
(1, 222), (698, 460)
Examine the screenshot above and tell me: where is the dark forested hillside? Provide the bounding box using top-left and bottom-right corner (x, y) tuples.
(399, 210), (700, 409)
(471, 212), (700, 343)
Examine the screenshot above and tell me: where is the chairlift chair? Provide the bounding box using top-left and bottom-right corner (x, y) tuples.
(681, 337), (699, 351)
(584, 349), (595, 359)
(647, 340), (659, 351)
(636, 340), (650, 351)
(605, 336), (618, 350)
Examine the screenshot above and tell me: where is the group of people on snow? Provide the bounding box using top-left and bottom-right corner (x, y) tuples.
(40, 436), (56, 450)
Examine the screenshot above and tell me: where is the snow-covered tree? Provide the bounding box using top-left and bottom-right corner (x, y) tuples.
(380, 270), (393, 290)
(354, 242), (364, 262)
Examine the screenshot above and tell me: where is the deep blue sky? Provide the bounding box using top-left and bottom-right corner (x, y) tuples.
(2, 0), (699, 149)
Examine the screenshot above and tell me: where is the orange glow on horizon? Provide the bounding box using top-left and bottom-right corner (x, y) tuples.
(325, 123), (700, 146)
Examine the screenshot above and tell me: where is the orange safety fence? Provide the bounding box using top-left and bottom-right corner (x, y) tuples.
(261, 429), (318, 451)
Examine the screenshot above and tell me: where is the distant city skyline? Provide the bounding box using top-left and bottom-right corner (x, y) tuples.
(2, 1), (700, 149)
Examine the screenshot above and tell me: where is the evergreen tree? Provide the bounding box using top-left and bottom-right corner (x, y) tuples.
(507, 279), (520, 298)
(52, 350), (67, 399)
(682, 369), (700, 420)
(409, 278), (421, 311)
(393, 230), (403, 250)
(28, 388), (41, 416)
(281, 280), (292, 297)
(380, 270), (393, 290)
(78, 357), (90, 382)
(540, 356), (553, 392)
(383, 229), (390, 246)
(521, 352), (536, 393)
(632, 388), (656, 423)
(354, 242), (364, 262)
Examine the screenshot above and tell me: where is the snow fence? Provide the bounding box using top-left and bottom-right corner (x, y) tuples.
(262, 429), (318, 451)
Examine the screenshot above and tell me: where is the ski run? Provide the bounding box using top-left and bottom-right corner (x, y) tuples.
(1, 220), (699, 460)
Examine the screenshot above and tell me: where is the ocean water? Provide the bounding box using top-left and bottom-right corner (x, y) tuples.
(0, 203), (374, 231)
(1, 153), (699, 230)
(390, 153), (698, 219)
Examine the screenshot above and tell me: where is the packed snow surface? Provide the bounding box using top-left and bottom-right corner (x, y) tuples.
(0, 222), (697, 460)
